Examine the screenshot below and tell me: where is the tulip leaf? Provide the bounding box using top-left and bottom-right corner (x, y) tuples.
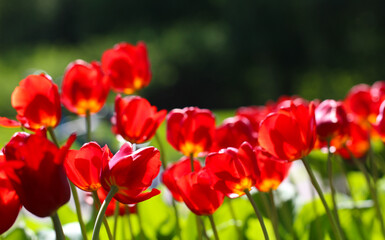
(137, 194), (176, 239)
(346, 171), (370, 201)
(3, 228), (32, 240)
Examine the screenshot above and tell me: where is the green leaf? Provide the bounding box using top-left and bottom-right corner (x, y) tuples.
(3, 228), (33, 240)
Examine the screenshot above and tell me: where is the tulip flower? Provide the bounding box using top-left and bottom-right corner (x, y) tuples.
(371, 81), (385, 104)
(344, 84), (377, 125)
(162, 156), (202, 202)
(258, 101), (316, 161)
(335, 120), (370, 160)
(315, 99), (349, 141)
(100, 142), (161, 204)
(61, 60), (110, 116)
(176, 167), (224, 216)
(167, 107), (216, 158)
(11, 73), (61, 130)
(112, 95), (166, 144)
(211, 116), (258, 151)
(205, 142), (259, 198)
(0, 153), (21, 235)
(64, 141), (106, 192)
(254, 147), (292, 192)
(2, 130), (75, 217)
(236, 105), (271, 132)
(374, 100), (385, 142)
(102, 42), (151, 94)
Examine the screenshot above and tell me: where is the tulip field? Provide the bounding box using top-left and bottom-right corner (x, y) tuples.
(1, 41), (385, 240)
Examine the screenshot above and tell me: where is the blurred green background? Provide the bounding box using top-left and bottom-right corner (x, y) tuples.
(1, 0), (385, 117)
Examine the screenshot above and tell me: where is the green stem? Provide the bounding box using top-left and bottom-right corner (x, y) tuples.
(190, 153), (195, 172)
(136, 204), (146, 240)
(125, 206), (136, 240)
(85, 110), (91, 142)
(92, 186), (119, 240)
(301, 158), (343, 240)
(336, 157), (366, 239)
(268, 190), (280, 240)
(113, 201), (119, 240)
(326, 142), (344, 238)
(208, 215), (220, 240)
(195, 215), (203, 240)
(92, 191), (113, 240)
(155, 132), (167, 169)
(69, 181), (88, 240)
(244, 189), (269, 240)
(172, 199), (183, 240)
(198, 216), (209, 240)
(351, 156), (385, 237)
(51, 211), (66, 240)
(227, 199), (243, 240)
(278, 193), (299, 240)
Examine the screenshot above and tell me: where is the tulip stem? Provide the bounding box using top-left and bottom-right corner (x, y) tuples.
(268, 190), (280, 240)
(326, 142), (344, 239)
(125, 206), (136, 240)
(227, 199), (243, 240)
(92, 191), (113, 240)
(69, 181), (88, 240)
(92, 186), (119, 240)
(301, 157), (343, 240)
(113, 201), (120, 240)
(85, 110), (91, 142)
(244, 189), (269, 240)
(208, 215), (220, 240)
(189, 153), (195, 172)
(172, 199), (183, 240)
(51, 211), (66, 240)
(136, 203), (146, 240)
(155, 132), (167, 170)
(351, 156), (385, 237)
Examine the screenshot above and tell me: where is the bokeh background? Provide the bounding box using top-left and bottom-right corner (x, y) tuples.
(1, 0), (385, 116)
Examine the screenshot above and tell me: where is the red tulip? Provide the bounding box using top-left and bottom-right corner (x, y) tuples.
(61, 60), (110, 116)
(344, 84), (377, 125)
(100, 143), (161, 204)
(374, 100), (385, 142)
(11, 73), (61, 130)
(254, 147), (292, 192)
(205, 142), (259, 198)
(258, 101), (316, 161)
(236, 105), (271, 132)
(112, 95), (166, 144)
(162, 156), (202, 202)
(64, 141), (105, 192)
(102, 42), (151, 94)
(336, 121), (370, 160)
(176, 168), (224, 215)
(315, 99), (349, 141)
(167, 107), (216, 157)
(0, 153), (21, 234)
(211, 116), (258, 151)
(2, 130), (75, 217)
(371, 81), (385, 104)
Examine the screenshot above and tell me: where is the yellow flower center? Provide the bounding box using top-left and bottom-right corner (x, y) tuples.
(180, 142), (204, 158)
(257, 179), (281, 192)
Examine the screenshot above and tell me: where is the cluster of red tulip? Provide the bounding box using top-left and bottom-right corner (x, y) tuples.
(0, 40), (385, 240)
